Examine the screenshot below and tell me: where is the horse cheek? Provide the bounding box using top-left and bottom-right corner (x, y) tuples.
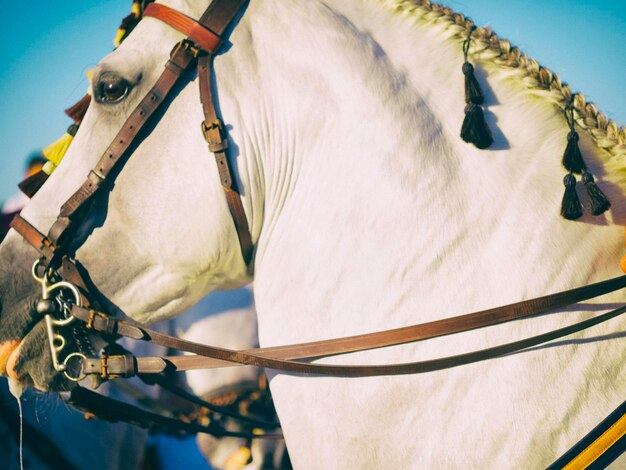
(0, 235), (40, 344)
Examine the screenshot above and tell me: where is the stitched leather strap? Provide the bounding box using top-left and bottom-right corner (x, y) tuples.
(143, 3), (223, 53)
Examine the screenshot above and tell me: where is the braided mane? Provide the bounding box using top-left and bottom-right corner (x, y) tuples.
(380, 0), (626, 168)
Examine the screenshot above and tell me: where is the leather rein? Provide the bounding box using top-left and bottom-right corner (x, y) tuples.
(8, 0), (626, 436)
(14, 211), (626, 378)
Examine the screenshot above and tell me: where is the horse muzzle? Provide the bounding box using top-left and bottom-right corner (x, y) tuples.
(0, 260), (95, 391)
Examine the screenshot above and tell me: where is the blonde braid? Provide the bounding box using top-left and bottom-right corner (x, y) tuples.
(380, 0), (626, 161)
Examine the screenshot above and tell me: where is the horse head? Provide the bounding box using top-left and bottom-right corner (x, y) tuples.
(0, 0), (256, 390)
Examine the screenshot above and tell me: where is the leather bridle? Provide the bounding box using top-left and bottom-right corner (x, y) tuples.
(14, 1), (253, 270)
(7, 0), (626, 441)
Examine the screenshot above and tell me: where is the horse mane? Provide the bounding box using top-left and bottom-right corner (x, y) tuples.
(383, 0), (626, 173)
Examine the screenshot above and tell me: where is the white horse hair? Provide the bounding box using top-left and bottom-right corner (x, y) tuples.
(1, 0), (626, 468)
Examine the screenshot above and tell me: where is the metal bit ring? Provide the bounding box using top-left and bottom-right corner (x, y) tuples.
(63, 352), (88, 382)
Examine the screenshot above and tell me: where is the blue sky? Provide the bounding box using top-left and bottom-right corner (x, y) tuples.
(0, 0), (623, 204)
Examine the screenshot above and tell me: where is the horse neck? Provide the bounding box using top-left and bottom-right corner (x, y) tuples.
(225, 0), (626, 342)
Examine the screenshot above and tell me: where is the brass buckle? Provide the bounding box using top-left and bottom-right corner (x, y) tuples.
(98, 354), (134, 380)
(201, 119), (224, 140)
(169, 39), (200, 59)
(201, 119), (229, 152)
(41, 237), (56, 252)
(99, 355), (121, 380)
(86, 309), (98, 329)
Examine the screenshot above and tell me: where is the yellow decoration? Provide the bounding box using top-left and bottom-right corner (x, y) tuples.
(223, 446), (252, 470)
(42, 161), (57, 175)
(113, 28), (126, 47)
(563, 411), (626, 469)
(114, 2), (140, 47)
(42, 132), (74, 167)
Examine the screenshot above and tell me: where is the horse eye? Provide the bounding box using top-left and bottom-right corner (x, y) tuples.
(95, 74), (130, 103)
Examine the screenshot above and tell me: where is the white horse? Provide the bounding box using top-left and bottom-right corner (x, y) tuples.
(166, 286), (283, 469)
(1, 0), (625, 468)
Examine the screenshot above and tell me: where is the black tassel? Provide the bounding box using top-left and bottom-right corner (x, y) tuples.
(460, 28), (493, 149)
(582, 171), (610, 215)
(562, 131), (586, 174)
(558, 101), (610, 220)
(560, 173), (582, 220)
(461, 103), (493, 149)
(463, 62), (484, 104)
(18, 170), (49, 198)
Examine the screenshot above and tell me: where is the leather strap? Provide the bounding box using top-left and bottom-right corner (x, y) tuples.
(143, 3), (223, 53)
(198, 54), (254, 263)
(13, 213), (626, 377)
(79, 304), (626, 377)
(72, 273), (626, 377)
(198, 0), (248, 35)
(148, 374), (281, 429)
(67, 386), (283, 439)
(150, 0), (254, 263)
(45, 42), (198, 260)
(9, 215), (55, 260)
(40, 0), (254, 266)
(72, 306), (145, 339)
